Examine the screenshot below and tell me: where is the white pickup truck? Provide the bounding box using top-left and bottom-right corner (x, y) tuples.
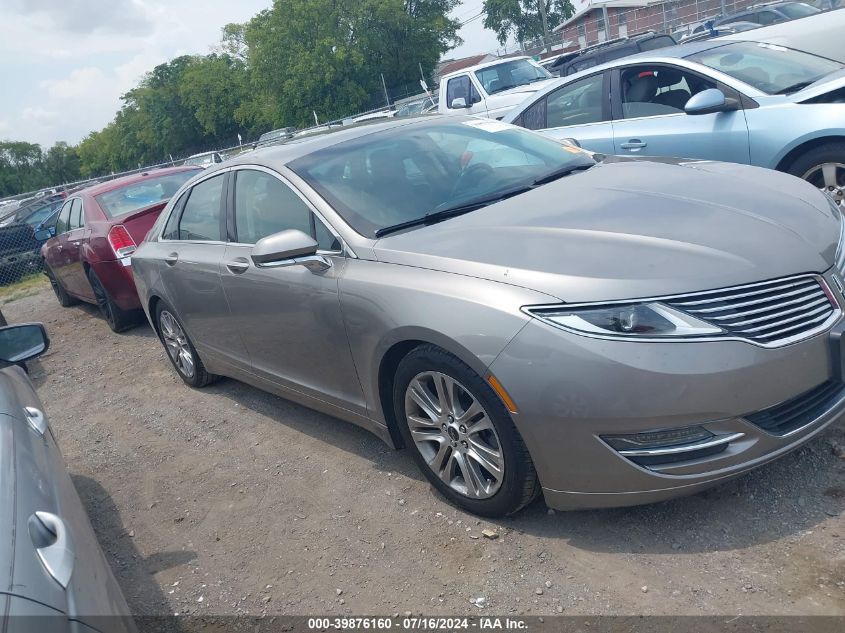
(438, 56), (559, 120)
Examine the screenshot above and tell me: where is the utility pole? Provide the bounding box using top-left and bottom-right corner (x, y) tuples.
(381, 73), (390, 108)
(601, 3), (610, 40)
(537, 0), (552, 53)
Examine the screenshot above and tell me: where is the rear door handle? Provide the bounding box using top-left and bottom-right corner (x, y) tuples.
(164, 253), (179, 267)
(225, 258), (250, 274)
(620, 139), (647, 150)
(29, 512), (74, 588)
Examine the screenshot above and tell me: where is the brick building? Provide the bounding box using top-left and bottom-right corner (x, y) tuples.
(552, 0), (757, 50)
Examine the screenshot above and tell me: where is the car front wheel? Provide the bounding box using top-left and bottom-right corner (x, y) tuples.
(45, 264), (77, 307)
(393, 345), (540, 517)
(788, 142), (845, 207)
(155, 302), (218, 388)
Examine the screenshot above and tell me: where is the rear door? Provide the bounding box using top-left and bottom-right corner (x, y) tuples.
(157, 171), (250, 368)
(524, 71), (617, 155)
(60, 198), (92, 297)
(610, 63), (750, 163)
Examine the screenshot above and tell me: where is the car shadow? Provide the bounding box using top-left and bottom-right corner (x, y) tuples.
(207, 376), (844, 555)
(205, 378), (423, 484)
(492, 420), (845, 554)
(72, 475), (195, 628)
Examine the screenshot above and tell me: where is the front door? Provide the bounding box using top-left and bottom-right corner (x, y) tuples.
(528, 72), (617, 155)
(610, 64), (751, 164)
(157, 171), (249, 369)
(220, 167), (366, 415)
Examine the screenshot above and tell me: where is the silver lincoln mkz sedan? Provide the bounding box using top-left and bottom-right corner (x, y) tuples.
(132, 116), (845, 516)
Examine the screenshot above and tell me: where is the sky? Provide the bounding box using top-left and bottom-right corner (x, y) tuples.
(0, 0), (504, 149)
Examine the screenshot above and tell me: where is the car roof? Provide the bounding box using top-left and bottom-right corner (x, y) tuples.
(212, 117), (467, 171)
(73, 166), (202, 198)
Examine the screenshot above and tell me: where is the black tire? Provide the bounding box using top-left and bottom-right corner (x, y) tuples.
(154, 301), (219, 388)
(393, 344), (540, 517)
(87, 268), (135, 333)
(786, 142), (845, 200)
(45, 264), (77, 307)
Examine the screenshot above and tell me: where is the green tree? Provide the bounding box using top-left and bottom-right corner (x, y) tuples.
(179, 54), (248, 143)
(43, 142), (81, 185)
(240, 0), (460, 129)
(0, 142), (45, 197)
(482, 0), (574, 46)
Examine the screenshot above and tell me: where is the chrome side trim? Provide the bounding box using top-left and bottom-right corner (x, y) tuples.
(618, 432), (745, 457)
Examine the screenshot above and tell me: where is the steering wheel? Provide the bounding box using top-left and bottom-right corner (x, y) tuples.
(450, 163), (495, 198)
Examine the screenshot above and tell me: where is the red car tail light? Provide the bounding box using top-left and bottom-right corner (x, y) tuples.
(108, 225), (136, 258)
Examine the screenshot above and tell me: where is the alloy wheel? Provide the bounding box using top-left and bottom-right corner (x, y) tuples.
(404, 371), (504, 499)
(159, 310), (195, 379)
(802, 162), (845, 206)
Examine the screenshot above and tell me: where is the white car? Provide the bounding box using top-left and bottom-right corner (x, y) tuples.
(183, 151), (223, 168)
(438, 56), (558, 119)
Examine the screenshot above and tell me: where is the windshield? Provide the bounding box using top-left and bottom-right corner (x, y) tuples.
(686, 42), (842, 94)
(778, 2), (819, 18)
(475, 59), (551, 95)
(289, 119), (594, 237)
(95, 170), (199, 218)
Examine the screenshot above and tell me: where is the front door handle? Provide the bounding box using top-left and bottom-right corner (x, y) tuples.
(225, 258), (250, 274)
(29, 512), (74, 588)
(164, 252), (179, 267)
(620, 139), (647, 150)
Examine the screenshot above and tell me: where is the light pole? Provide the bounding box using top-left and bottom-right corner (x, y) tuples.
(538, 0), (552, 52)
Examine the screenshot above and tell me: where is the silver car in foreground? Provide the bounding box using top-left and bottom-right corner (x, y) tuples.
(132, 117), (845, 516)
(0, 323), (135, 631)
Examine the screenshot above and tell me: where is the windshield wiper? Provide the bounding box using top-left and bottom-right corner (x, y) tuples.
(374, 185), (532, 238)
(532, 162), (594, 186)
(775, 80), (813, 95)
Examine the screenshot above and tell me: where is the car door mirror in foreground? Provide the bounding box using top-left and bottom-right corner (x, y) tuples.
(0, 323), (49, 365)
(251, 229), (332, 272)
(685, 88), (739, 116)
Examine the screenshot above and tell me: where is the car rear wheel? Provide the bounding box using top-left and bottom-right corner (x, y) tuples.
(155, 302), (218, 388)
(87, 269), (135, 333)
(45, 264), (77, 307)
(393, 345), (540, 517)
(788, 142), (845, 207)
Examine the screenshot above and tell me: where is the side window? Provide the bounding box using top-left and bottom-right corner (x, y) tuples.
(446, 76), (472, 109)
(522, 98), (547, 130)
(162, 192), (188, 240)
(546, 73), (606, 128)
(176, 175), (224, 241)
(68, 199), (83, 230)
(55, 201), (72, 235)
(234, 170), (339, 251)
(757, 10), (779, 24)
(620, 65), (715, 119)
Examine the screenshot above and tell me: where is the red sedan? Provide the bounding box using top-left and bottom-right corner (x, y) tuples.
(40, 166), (201, 331)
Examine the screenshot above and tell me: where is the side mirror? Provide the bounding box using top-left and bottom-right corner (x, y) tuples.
(0, 323), (49, 366)
(684, 88), (739, 115)
(450, 97), (468, 109)
(561, 137), (582, 148)
(34, 228), (51, 241)
(251, 229), (331, 273)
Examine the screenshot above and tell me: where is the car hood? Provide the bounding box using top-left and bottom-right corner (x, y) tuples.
(489, 78), (559, 100)
(373, 159), (839, 303)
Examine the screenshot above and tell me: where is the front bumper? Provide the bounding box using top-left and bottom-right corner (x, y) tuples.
(489, 280), (845, 510)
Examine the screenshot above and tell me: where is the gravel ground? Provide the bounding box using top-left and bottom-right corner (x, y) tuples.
(7, 285), (845, 617)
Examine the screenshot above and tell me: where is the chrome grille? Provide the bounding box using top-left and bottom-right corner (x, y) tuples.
(665, 276), (837, 345)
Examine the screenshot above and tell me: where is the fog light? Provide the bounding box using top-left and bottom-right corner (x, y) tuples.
(602, 426), (714, 452)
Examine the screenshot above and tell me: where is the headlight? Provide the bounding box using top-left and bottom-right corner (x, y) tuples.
(525, 302), (722, 338)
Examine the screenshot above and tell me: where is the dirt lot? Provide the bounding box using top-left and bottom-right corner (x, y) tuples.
(6, 284), (845, 617)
